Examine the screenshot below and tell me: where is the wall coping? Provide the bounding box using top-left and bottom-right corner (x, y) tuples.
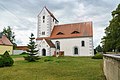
(103, 54), (120, 61)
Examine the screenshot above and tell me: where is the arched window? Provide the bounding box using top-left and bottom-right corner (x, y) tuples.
(56, 41), (60, 50)
(43, 16), (45, 23)
(81, 41), (85, 47)
(74, 47), (78, 54)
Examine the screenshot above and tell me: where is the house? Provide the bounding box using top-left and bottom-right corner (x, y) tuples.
(36, 7), (94, 56)
(16, 46), (28, 51)
(13, 46), (28, 55)
(0, 34), (13, 55)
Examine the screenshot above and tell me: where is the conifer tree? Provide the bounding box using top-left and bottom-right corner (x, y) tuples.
(24, 33), (40, 62)
(27, 33), (38, 55)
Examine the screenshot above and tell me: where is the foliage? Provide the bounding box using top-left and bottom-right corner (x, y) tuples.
(44, 57), (53, 62)
(20, 52), (28, 55)
(24, 33), (40, 62)
(24, 56), (40, 62)
(94, 49), (97, 55)
(95, 45), (103, 52)
(92, 53), (103, 59)
(101, 4), (120, 52)
(0, 51), (14, 67)
(1, 26), (17, 49)
(0, 57), (4, 67)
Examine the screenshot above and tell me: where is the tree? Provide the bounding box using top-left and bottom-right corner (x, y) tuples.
(24, 33), (40, 62)
(2, 26), (17, 49)
(101, 4), (120, 52)
(95, 45), (102, 52)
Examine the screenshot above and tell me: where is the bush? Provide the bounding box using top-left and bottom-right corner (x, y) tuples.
(0, 57), (4, 67)
(44, 57), (53, 62)
(20, 52), (28, 55)
(2, 51), (14, 66)
(92, 53), (103, 59)
(24, 55), (40, 62)
(0, 51), (14, 67)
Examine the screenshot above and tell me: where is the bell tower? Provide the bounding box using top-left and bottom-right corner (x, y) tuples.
(37, 7), (59, 38)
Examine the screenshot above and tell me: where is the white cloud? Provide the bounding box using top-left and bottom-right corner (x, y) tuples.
(0, 0), (119, 47)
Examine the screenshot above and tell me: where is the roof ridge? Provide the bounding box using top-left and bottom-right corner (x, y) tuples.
(44, 6), (59, 22)
(55, 21), (92, 26)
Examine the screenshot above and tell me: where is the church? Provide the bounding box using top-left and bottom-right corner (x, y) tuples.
(36, 7), (94, 56)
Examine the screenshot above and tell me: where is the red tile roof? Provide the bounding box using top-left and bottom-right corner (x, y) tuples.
(0, 35), (13, 46)
(36, 22), (93, 40)
(45, 39), (55, 48)
(16, 46), (28, 51)
(50, 22), (93, 39)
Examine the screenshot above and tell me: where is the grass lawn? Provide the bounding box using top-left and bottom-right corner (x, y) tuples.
(0, 56), (105, 80)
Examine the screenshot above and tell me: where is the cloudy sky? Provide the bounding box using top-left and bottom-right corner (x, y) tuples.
(0, 0), (119, 48)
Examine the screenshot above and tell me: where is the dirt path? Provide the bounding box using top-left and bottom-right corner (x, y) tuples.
(13, 57), (24, 61)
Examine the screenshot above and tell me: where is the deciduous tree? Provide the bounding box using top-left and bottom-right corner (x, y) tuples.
(102, 4), (120, 52)
(2, 26), (17, 49)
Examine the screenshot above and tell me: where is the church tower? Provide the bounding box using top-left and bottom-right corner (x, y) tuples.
(37, 7), (59, 38)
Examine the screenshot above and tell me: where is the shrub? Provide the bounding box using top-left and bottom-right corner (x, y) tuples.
(2, 51), (14, 66)
(0, 57), (4, 67)
(24, 55), (40, 62)
(20, 52), (28, 55)
(44, 57), (53, 62)
(92, 53), (103, 59)
(0, 51), (14, 67)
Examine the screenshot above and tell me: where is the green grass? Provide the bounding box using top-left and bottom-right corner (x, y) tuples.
(11, 54), (27, 58)
(0, 56), (105, 80)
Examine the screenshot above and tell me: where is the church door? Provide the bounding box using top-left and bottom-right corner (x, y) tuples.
(42, 49), (46, 56)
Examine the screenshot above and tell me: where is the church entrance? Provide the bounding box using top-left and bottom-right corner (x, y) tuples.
(42, 49), (46, 56)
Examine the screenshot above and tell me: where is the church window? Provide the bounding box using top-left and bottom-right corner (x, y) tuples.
(53, 19), (54, 22)
(43, 16), (45, 23)
(71, 31), (80, 34)
(56, 41), (60, 50)
(43, 20), (45, 23)
(42, 32), (45, 35)
(74, 47), (78, 55)
(56, 32), (64, 35)
(81, 41), (85, 47)
(43, 16), (45, 19)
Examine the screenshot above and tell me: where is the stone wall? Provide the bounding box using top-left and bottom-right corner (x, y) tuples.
(103, 54), (120, 80)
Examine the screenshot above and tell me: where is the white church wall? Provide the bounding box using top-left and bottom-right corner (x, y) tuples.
(36, 39), (52, 56)
(51, 48), (55, 56)
(51, 37), (94, 56)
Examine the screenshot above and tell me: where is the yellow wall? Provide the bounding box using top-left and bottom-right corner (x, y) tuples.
(0, 45), (13, 55)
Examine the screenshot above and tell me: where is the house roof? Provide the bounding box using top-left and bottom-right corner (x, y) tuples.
(16, 46), (28, 51)
(50, 22), (93, 39)
(36, 21), (93, 40)
(0, 35), (13, 46)
(44, 39), (55, 48)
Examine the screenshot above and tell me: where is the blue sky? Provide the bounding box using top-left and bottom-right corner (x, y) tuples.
(0, 0), (119, 48)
